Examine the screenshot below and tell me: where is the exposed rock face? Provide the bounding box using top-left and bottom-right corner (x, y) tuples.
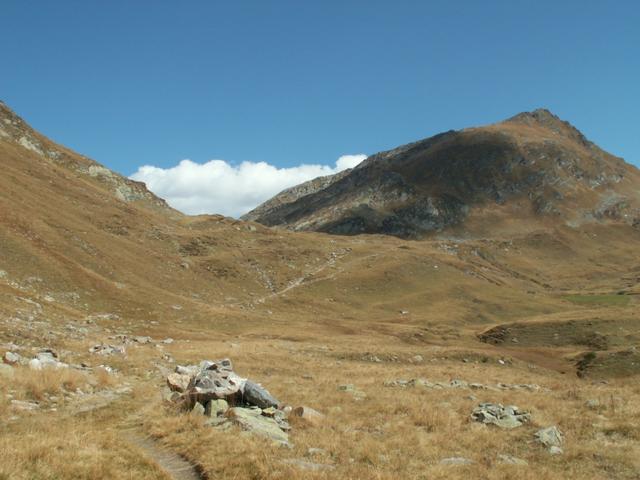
(244, 109), (640, 238)
(0, 101), (173, 212)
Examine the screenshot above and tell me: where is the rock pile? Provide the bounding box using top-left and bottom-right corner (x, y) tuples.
(471, 403), (531, 429)
(164, 358), (315, 447)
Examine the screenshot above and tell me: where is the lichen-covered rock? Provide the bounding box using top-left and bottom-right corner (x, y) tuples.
(225, 407), (290, 446)
(471, 403), (530, 429)
(535, 426), (563, 447)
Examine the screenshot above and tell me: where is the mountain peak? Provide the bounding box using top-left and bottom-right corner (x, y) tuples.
(246, 109), (640, 238)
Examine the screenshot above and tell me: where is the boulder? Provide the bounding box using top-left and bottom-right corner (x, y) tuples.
(243, 380), (279, 409)
(166, 373), (191, 393)
(225, 407), (290, 446)
(35, 351), (68, 369)
(291, 406), (325, 426)
(3, 351), (22, 365)
(187, 358), (246, 405)
(535, 426), (563, 448)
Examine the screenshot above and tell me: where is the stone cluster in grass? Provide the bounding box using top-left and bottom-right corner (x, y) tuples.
(164, 358), (324, 447)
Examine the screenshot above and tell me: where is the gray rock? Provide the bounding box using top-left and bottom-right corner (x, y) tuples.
(3, 351), (22, 365)
(191, 402), (206, 416)
(225, 407), (290, 446)
(535, 426), (563, 447)
(166, 373), (191, 393)
(243, 380), (280, 409)
(471, 403), (531, 429)
(549, 446), (564, 455)
(187, 358), (246, 405)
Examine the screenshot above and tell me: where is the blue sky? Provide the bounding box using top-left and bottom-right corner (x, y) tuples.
(2, 1), (639, 216)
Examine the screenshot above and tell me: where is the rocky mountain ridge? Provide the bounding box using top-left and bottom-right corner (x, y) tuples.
(244, 109), (640, 238)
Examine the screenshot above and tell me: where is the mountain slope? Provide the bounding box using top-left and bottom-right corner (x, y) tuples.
(244, 109), (640, 238)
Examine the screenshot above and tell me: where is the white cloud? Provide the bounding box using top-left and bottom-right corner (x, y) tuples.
(130, 154), (367, 217)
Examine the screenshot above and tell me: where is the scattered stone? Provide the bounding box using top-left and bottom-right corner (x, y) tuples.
(412, 354), (424, 363)
(35, 350), (68, 369)
(166, 373), (191, 393)
(3, 351), (22, 365)
(535, 426), (563, 448)
(471, 403), (531, 429)
(291, 406), (325, 426)
(89, 344), (126, 356)
(440, 457), (474, 466)
(585, 399), (600, 409)
(384, 377), (544, 393)
(549, 446), (564, 455)
(497, 454), (528, 466)
(162, 338), (174, 344)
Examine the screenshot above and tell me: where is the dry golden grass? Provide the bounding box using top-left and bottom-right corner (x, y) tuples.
(12, 367), (87, 401)
(135, 336), (640, 479)
(0, 411), (170, 480)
